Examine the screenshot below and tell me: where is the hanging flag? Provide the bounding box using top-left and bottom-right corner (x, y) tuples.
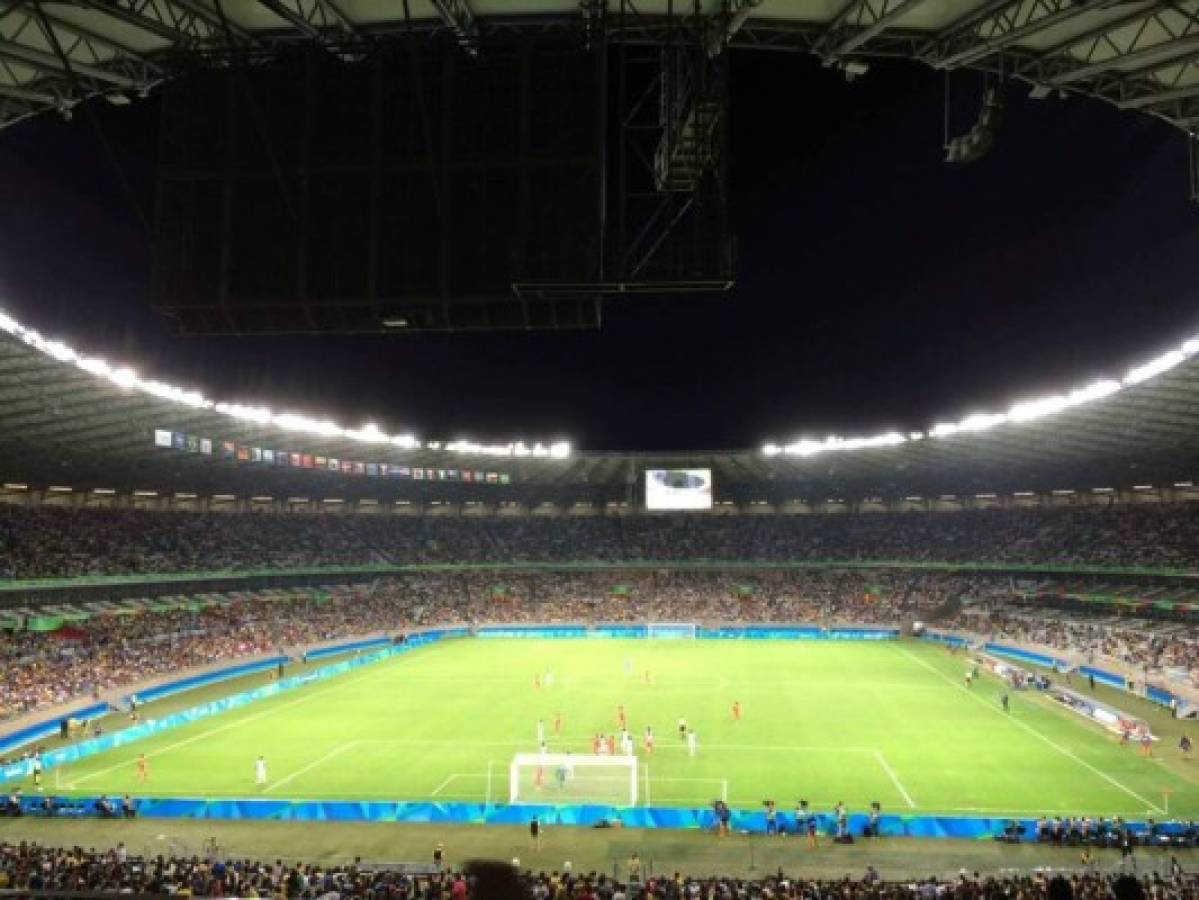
(154, 429), (172, 448)
(200, 438), (213, 455)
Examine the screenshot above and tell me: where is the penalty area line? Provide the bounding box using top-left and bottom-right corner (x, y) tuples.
(873, 751), (915, 808)
(895, 646), (1163, 815)
(264, 741), (361, 794)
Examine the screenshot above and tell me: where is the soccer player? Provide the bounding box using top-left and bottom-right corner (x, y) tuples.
(678, 717), (688, 740)
(31, 754), (43, 793)
(687, 729), (697, 758)
(592, 734), (601, 755)
(644, 670), (652, 686)
(136, 753), (149, 783)
(1000, 694), (1009, 713)
(254, 755), (267, 787)
(644, 726), (655, 755)
(545, 670), (556, 688)
(731, 701), (742, 722)
(964, 671), (973, 688)
(624, 658), (634, 677)
(533, 674), (541, 690)
(597, 735), (610, 756)
(617, 705), (627, 729)
(606, 734), (616, 755)
(537, 719), (545, 744)
(1140, 731), (1153, 757)
(554, 763), (567, 791)
(1180, 734), (1192, 758)
(553, 711), (562, 735)
(621, 730), (634, 756)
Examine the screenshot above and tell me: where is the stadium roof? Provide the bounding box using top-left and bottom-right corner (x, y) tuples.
(1, 1), (1198, 134)
(1, 320), (1198, 502)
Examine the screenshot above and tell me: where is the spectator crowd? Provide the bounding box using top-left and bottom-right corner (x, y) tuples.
(1, 503), (1197, 579)
(0, 841), (1196, 900)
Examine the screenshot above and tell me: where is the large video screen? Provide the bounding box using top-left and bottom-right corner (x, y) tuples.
(645, 469), (713, 511)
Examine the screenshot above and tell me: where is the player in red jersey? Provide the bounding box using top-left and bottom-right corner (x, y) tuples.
(617, 705), (627, 729)
(731, 701), (742, 721)
(136, 753), (149, 783)
(592, 734), (601, 754)
(533, 674), (541, 690)
(554, 711), (562, 735)
(606, 734), (617, 755)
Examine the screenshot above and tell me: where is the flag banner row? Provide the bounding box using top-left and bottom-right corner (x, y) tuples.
(153, 429), (510, 484)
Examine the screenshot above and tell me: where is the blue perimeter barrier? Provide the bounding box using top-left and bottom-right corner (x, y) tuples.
(305, 637), (393, 662)
(925, 635), (1185, 715)
(476, 626), (899, 641)
(126, 657), (289, 706)
(15, 796), (1174, 845)
(0, 702), (110, 756)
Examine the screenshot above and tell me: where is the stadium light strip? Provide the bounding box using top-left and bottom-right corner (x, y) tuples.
(0, 308), (570, 460)
(763, 335), (1199, 458)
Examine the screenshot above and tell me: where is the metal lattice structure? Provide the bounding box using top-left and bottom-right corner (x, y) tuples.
(2, 1), (1199, 133)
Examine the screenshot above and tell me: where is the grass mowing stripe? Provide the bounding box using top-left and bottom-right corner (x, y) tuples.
(874, 751), (916, 808)
(894, 646), (1163, 814)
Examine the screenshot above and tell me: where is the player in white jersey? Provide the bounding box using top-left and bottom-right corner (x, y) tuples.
(687, 729), (698, 757)
(621, 731), (634, 756)
(255, 756), (267, 786)
(537, 718), (546, 743)
(544, 670), (556, 688)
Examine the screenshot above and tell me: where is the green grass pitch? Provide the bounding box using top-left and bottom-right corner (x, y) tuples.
(40, 639), (1199, 818)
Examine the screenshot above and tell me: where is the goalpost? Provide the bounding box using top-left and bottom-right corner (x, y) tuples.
(509, 753), (638, 806)
(647, 622), (697, 639)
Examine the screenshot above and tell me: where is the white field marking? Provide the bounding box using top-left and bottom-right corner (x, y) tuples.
(264, 741), (361, 794)
(896, 646), (1164, 814)
(873, 751), (916, 809)
(431, 773), (467, 796)
(66, 662), (399, 788)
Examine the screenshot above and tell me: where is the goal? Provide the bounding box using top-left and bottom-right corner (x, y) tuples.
(509, 753), (638, 806)
(647, 622), (696, 639)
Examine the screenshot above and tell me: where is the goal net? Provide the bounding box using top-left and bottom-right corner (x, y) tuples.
(647, 622), (696, 639)
(509, 753), (638, 806)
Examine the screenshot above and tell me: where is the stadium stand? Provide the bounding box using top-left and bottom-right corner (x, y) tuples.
(1, 504), (1199, 578)
(0, 841), (1195, 899)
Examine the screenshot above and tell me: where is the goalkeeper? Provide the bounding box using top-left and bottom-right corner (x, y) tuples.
(555, 762), (568, 791)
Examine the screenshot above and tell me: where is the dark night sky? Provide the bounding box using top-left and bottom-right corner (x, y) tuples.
(1, 52), (1197, 452)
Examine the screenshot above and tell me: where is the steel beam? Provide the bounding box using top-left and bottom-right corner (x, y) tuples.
(1117, 81), (1199, 109)
(925, 0), (1136, 71)
(820, 0), (932, 60)
(431, 0), (478, 55)
(0, 38), (138, 87)
(0, 82), (56, 104)
(254, 0), (356, 42)
(70, 0), (218, 46)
